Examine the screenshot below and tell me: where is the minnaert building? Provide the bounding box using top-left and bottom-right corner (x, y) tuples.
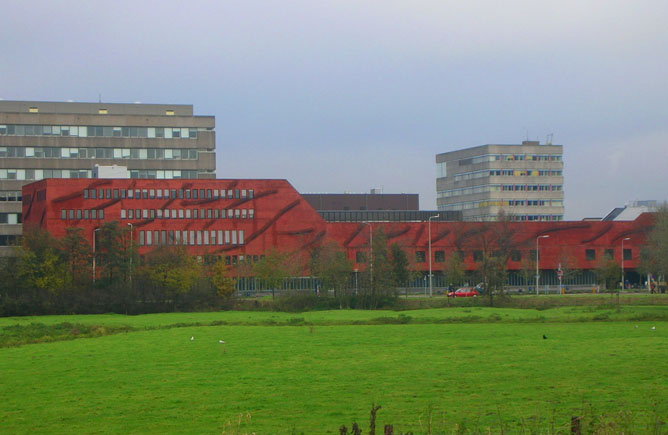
(435, 141), (564, 221)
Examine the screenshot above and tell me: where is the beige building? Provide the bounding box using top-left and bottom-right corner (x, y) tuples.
(0, 100), (215, 256)
(435, 141), (564, 221)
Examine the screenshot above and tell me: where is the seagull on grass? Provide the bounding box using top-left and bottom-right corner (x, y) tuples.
(191, 336), (195, 341)
(219, 340), (225, 344)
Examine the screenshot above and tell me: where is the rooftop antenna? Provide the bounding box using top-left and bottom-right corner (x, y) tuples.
(546, 133), (553, 145)
(98, 94), (102, 103)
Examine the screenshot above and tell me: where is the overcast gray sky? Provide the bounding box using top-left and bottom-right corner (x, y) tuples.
(1, 0), (667, 218)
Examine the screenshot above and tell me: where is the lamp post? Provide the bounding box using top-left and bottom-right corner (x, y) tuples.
(363, 222), (373, 289)
(92, 227), (100, 283)
(535, 235), (550, 295)
(428, 214), (440, 297)
(621, 237), (630, 290)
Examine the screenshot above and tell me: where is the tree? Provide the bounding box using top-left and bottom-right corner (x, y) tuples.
(211, 261), (237, 302)
(640, 204), (668, 283)
(253, 249), (293, 299)
(461, 213), (517, 306)
(18, 227), (66, 297)
(595, 252), (622, 290)
(389, 243), (410, 289)
(311, 240), (353, 306)
(557, 247), (579, 286)
(61, 227), (92, 289)
(140, 246), (202, 310)
(443, 250), (466, 289)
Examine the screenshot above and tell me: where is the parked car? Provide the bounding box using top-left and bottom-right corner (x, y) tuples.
(447, 287), (480, 298)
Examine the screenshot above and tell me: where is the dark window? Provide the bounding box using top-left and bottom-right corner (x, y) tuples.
(530, 249), (538, 261)
(193, 189), (198, 199)
(605, 249), (614, 260)
(586, 249), (596, 261)
(511, 250), (522, 262)
(113, 189), (119, 199)
(356, 251), (367, 263)
(83, 189), (89, 199)
(416, 251), (426, 263)
(623, 249), (632, 261)
(435, 250), (445, 263)
(473, 250), (483, 262)
(90, 189), (97, 199)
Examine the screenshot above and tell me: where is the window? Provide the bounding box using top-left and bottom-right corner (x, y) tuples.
(415, 251), (426, 263)
(624, 249), (632, 261)
(511, 250), (522, 262)
(435, 250), (445, 263)
(473, 251), (483, 262)
(586, 249), (596, 261)
(356, 251), (367, 263)
(605, 249), (614, 260)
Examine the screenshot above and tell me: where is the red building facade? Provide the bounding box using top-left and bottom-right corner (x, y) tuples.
(22, 178), (651, 283)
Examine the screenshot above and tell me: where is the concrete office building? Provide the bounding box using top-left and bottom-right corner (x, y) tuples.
(0, 100), (215, 255)
(436, 141), (564, 221)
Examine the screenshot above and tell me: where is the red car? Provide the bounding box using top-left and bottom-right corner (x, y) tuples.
(447, 287), (480, 298)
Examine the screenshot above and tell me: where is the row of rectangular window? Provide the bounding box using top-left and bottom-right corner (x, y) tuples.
(61, 209), (105, 220)
(0, 125), (199, 139)
(0, 191), (22, 202)
(441, 198), (564, 211)
(437, 184), (563, 199)
(225, 254), (263, 266)
(0, 234), (21, 246)
(445, 214), (564, 222)
(0, 169), (198, 181)
(458, 153), (563, 165)
(0, 146), (198, 160)
(0, 212), (21, 224)
(357, 247), (629, 264)
(84, 187), (254, 201)
(121, 208), (254, 220)
(138, 229), (245, 247)
(129, 170), (198, 179)
(454, 169), (563, 182)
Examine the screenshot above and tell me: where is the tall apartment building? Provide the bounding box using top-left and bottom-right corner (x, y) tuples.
(435, 141), (564, 221)
(0, 100), (215, 256)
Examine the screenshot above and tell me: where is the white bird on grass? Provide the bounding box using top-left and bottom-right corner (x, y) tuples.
(652, 326), (656, 331)
(191, 336), (195, 341)
(219, 340), (225, 344)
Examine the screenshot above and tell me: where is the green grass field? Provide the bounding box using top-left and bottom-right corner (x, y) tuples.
(2, 302), (668, 433)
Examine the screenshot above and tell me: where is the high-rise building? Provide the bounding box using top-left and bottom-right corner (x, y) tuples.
(435, 141), (564, 221)
(0, 100), (215, 256)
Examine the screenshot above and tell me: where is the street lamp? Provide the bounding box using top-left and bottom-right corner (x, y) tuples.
(535, 235), (550, 295)
(621, 237), (631, 290)
(363, 222), (373, 289)
(428, 214), (440, 297)
(92, 227), (101, 283)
